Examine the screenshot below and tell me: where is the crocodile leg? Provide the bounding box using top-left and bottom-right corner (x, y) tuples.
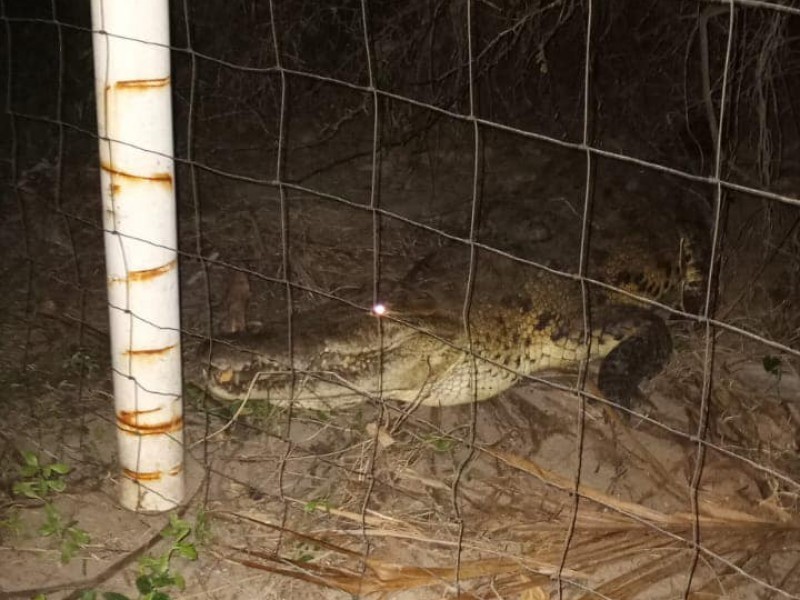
(595, 307), (672, 410)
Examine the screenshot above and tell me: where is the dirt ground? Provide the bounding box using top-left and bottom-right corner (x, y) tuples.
(1, 111), (800, 600)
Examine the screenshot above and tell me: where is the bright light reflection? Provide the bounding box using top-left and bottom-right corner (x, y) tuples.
(371, 303), (387, 316)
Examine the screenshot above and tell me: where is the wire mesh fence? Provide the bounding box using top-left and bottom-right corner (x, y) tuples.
(1, 0), (800, 598)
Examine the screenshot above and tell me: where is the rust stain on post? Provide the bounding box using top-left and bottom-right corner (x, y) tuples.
(119, 408), (161, 419)
(100, 161), (173, 185)
(108, 260), (177, 285)
(122, 468), (163, 482)
(129, 260), (177, 282)
(117, 76), (170, 90)
(124, 343), (177, 358)
(117, 414), (183, 436)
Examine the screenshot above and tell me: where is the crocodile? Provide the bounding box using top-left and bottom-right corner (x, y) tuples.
(200, 223), (707, 412)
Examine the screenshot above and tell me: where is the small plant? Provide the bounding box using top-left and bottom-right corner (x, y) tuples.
(423, 434), (455, 452)
(0, 509), (23, 537)
(135, 515), (198, 597)
(303, 498), (332, 513)
(11, 451), (91, 564)
(40, 503), (91, 564)
(12, 450), (70, 500)
(83, 515), (199, 600)
(62, 349), (99, 377)
(192, 509), (212, 546)
(292, 540), (319, 563)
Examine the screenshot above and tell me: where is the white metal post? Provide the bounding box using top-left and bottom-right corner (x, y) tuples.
(90, 0), (184, 511)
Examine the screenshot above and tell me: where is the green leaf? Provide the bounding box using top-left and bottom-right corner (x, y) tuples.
(61, 543), (77, 563)
(70, 527), (91, 546)
(12, 481), (39, 499)
(48, 479), (67, 493)
(172, 571), (186, 590)
(102, 592), (131, 600)
(22, 451), (39, 467)
(424, 435), (454, 452)
(304, 498), (331, 513)
(19, 465), (39, 478)
(136, 575), (153, 594)
(140, 554), (170, 575)
(139, 555), (158, 572)
(147, 570), (172, 588)
(51, 462), (71, 475)
(151, 592), (171, 600)
(79, 590), (98, 600)
(193, 511), (211, 545)
(176, 543), (198, 561)
(164, 515), (191, 542)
